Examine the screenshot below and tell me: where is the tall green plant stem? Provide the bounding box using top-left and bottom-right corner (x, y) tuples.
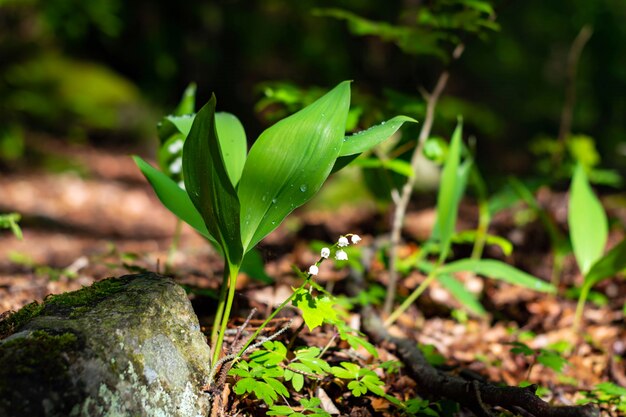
(210, 267), (230, 350)
(573, 281), (591, 332)
(384, 44), (465, 316)
(212, 263), (241, 367)
(385, 265), (440, 327)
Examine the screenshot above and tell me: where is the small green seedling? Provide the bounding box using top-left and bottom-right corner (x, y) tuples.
(568, 163), (626, 331)
(134, 81), (417, 368)
(0, 213), (22, 240)
(331, 362), (386, 397)
(385, 121), (556, 326)
(509, 341), (569, 382)
(581, 382), (626, 414)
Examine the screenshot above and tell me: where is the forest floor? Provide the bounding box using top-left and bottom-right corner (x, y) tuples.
(0, 136), (624, 416)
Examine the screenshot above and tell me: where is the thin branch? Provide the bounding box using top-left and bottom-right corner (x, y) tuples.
(383, 43), (465, 316)
(555, 25), (593, 157)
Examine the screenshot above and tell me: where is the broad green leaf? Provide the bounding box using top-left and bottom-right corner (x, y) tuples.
(238, 81), (350, 250)
(438, 259), (556, 293)
(585, 238), (626, 287)
(183, 95), (243, 265)
(165, 112), (247, 187)
(437, 273), (486, 316)
(214, 112), (247, 186)
(339, 115), (417, 156)
(568, 163), (608, 276)
(435, 121), (464, 261)
(133, 156), (213, 241)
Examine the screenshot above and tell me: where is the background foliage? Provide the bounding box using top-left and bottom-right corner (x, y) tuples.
(1, 0), (625, 178)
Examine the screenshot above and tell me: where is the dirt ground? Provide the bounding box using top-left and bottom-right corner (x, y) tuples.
(1, 136), (624, 416)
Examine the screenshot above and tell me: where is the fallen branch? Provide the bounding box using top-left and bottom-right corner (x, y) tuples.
(349, 272), (599, 417)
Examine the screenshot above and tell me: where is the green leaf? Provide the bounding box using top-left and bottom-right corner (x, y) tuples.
(174, 82), (197, 115)
(164, 111), (246, 187)
(568, 163), (608, 276)
(293, 290), (338, 331)
(240, 248), (273, 284)
(183, 95), (243, 265)
(268, 406), (294, 416)
(353, 157), (414, 178)
(215, 112), (247, 186)
(361, 374), (386, 396)
(289, 371), (304, 391)
(585, 238), (626, 287)
(537, 350), (568, 373)
(264, 377), (289, 397)
(452, 230), (513, 256)
(438, 259), (556, 293)
(133, 156), (213, 241)
(166, 115), (195, 137)
(339, 115), (417, 156)
(348, 380), (368, 396)
(314, 8), (449, 61)
(331, 362), (360, 379)
(238, 81), (350, 250)
(437, 273), (486, 316)
(435, 120), (464, 261)
(250, 341), (287, 366)
(509, 341), (534, 356)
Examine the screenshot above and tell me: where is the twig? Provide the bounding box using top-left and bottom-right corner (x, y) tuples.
(554, 25), (593, 163)
(348, 270), (599, 417)
(383, 44), (465, 316)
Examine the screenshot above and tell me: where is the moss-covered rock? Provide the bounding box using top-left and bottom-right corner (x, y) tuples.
(0, 273), (212, 417)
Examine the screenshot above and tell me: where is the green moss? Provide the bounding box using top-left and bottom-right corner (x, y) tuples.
(0, 301), (43, 339)
(0, 330), (82, 413)
(0, 275), (134, 339)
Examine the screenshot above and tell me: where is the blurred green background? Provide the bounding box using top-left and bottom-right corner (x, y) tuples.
(1, 0), (624, 180)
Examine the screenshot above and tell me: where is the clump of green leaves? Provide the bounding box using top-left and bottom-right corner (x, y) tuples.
(580, 382), (626, 415)
(567, 163), (626, 331)
(135, 81), (416, 368)
(509, 341), (570, 378)
(385, 121), (556, 325)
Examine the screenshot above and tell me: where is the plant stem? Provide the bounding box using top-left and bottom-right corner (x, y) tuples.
(165, 219), (183, 272)
(210, 266), (230, 350)
(554, 25), (593, 164)
(212, 263), (240, 367)
(385, 267), (439, 327)
(384, 44), (465, 317)
(236, 276), (312, 358)
(573, 281), (591, 332)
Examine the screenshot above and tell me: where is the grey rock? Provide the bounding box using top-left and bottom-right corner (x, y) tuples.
(0, 273), (212, 417)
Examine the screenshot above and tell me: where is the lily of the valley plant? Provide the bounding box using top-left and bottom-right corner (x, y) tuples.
(134, 81), (417, 365)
